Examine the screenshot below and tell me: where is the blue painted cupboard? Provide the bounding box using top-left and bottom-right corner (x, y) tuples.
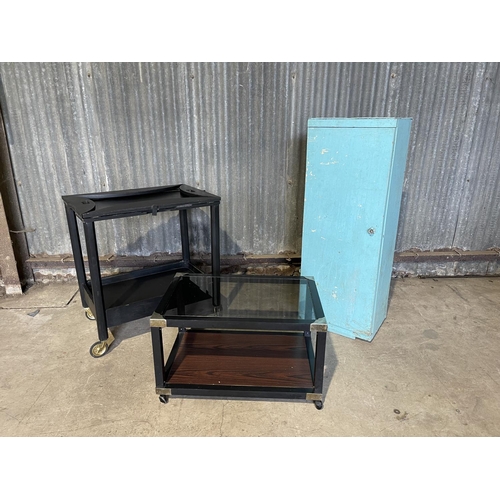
(300, 118), (412, 341)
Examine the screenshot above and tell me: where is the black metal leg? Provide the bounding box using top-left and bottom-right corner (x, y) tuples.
(64, 206), (88, 308)
(210, 204), (221, 307)
(210, 204), (221, 276)
(83, 221), (109, 343)
(313, 331), (326, 395)
(163, 328), (184, 378)
(151, 327), (165, 388)
(179, 209), (190, 265)
(305, 332), (315, 378)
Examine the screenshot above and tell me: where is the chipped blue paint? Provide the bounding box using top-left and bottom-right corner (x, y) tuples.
(301, 118), (412, 341)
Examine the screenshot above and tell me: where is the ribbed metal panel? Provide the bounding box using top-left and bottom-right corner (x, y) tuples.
(0, 62), (498, 257)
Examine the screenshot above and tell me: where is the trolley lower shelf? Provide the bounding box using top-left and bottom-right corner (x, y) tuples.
(84, 262), (200, 327)
(165, 330), (314, 390)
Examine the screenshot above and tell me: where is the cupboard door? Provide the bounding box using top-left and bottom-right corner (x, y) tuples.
(301, 119), (411, 340)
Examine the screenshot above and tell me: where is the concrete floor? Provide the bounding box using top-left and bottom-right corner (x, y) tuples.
(1, 276), (499, 437)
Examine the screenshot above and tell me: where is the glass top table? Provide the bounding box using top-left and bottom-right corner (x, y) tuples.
(151, 273), (327, 332)
(150, 273), (328, 409)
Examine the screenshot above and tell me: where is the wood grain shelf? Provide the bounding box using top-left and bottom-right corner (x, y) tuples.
(166, 331), (313, 389)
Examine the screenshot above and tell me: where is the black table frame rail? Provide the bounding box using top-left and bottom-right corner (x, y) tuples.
(62, 184), (221, 358)
(150, 273), (327, 409)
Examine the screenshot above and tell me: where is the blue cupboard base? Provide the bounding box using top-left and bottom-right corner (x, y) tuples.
(327, 319), (385, 342)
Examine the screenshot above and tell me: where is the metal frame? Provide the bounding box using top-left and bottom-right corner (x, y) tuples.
(62, 184), (221, 357)
(150, 274), (327, 409)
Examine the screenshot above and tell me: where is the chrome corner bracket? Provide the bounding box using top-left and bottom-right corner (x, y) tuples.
(306, 393), (323, 401)
(150, 312), (167, 328)
(156, 388), (172, 396)
(311, 317), (328, 332)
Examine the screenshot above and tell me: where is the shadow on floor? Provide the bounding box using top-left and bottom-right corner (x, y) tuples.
(106, 316), (151, 353)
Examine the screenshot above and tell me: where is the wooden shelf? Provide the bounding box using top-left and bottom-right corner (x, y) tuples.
(166, 331), (313, 389)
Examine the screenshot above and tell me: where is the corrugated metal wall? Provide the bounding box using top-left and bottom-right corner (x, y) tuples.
(0, 62), (499, 258)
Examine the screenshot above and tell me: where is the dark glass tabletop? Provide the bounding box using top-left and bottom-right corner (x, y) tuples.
(153, 273), (327, 331)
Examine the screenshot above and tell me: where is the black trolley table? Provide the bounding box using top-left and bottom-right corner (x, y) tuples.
(62, 184), (221, 358)
(150, 273), (327, 409)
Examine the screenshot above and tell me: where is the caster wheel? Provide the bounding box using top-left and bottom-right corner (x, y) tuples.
(90, 341), (109, 358)
(159, 395), (169, 404)
(314, 401), (324, 410)
(85, 309), (96, 321)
